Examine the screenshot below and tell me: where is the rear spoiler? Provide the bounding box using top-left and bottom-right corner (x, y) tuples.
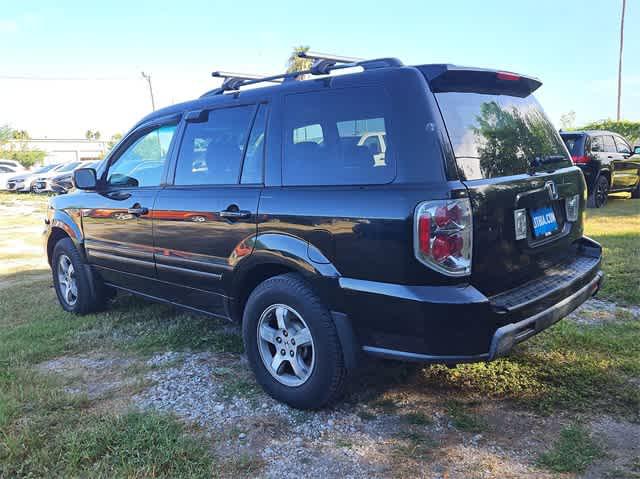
(417, 64), (542, 98)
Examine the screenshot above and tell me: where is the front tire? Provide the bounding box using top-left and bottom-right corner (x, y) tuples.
(242, 273), (347, 409)
(52, 238), (108, 314)
(587, 176), (609, 208)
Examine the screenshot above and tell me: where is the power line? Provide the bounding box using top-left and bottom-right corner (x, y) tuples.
(0, 74), (135, 81)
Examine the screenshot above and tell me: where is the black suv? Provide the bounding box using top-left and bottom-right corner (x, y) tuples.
(560, 130), (640, 207)
(45, 54), (603, 409)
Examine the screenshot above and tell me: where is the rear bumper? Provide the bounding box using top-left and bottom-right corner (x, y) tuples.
(338, 237), (603, 364)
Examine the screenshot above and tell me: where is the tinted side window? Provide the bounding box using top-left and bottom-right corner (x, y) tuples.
(590, 136), (603, 152)
(602, 136), (616, 152)
(241, 104), (268, 184)
(283, 87), (394, 186)
(614, 136), (631, 154)
(175, 105), (255, 185)
(107, 125), (176, 188)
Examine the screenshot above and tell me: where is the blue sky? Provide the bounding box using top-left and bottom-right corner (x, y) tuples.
(0, 0), (637, 137)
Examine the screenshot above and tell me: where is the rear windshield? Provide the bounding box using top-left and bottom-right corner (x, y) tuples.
(435, 92), (571, 180)
(560, 134), (585, 156)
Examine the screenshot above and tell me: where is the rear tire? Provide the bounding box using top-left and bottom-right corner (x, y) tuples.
(52, 238), (109, 314)
(242, 273), (347, 409)
(587, 176), (609, 208)
(631, 179), (640, 199)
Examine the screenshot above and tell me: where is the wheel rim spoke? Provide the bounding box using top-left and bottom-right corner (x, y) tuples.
(259, 324), (278, 344)
(65, 284), (74, 303)
(290, 356), (308, 380)
(292, 327), (312, 347)
(274, 306), (288, 330)
(271, 354), (285, 375)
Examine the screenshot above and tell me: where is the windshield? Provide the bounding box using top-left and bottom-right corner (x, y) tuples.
(35, 164), (58, 173)
(54, 162), (81, 173)
(435, 92), (571, 180)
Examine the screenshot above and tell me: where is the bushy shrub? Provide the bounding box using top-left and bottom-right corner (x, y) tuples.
(577, 119), (640, 144)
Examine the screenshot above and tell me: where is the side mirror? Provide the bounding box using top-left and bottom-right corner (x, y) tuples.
(634, 146), (640, 155)
(73, 168), (97, 190)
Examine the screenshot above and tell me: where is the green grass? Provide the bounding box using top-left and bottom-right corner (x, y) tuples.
(1, 409), (213, 478)
(0, 276), (243, 477)
(585, 196), (640, 305)
(422, 317), (640, 418)
(403, 411), (433, 426)
(392, 431), (438, 461)
(445, 401), (488, 433)
(537, 423), (604, 473)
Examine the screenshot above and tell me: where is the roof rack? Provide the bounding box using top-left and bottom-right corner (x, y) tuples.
(201, 53), (403, 97)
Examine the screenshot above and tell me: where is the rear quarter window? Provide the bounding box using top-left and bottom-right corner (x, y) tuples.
(282, 86), (395, 186)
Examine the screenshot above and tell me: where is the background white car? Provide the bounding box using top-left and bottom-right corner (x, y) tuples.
(0, 164), (24, 190)
(32, 161), (83, 193)
(6, 164), (60, 192)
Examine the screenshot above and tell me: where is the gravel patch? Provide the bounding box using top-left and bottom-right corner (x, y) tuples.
(567, 297), (640, 324)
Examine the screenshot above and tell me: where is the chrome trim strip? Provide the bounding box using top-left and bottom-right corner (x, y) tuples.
(155, 262), (222, 280)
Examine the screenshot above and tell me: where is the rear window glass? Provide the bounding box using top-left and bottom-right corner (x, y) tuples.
(283, 87), (394, 186)
(435, 92), (570, 180)
(560, 134), (584, 156)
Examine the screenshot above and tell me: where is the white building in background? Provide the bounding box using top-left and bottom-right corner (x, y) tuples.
(8, 138), (108, 165)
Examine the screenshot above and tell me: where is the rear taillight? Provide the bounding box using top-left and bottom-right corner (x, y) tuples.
(414, 199), (473, 277)
(571, 155), (589, 164)
(565, 194), (580, 222)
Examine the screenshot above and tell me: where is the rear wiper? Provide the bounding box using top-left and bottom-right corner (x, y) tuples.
(539, 155), (567, 164)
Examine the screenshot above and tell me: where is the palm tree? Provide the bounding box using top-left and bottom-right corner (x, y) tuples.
(617, 0), (626, 120)
(286, 46), (312, 74)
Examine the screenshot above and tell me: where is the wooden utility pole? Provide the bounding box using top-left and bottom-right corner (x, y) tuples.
(617, 0), (626, 120)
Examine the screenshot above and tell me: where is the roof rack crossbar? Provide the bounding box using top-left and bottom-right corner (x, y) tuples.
(201, 53), (403, 97)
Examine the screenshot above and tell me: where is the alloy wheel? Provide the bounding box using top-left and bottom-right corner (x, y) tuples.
(596, 180), (608, 208)
(57, 254), (78, 306)
(257, 304), (315, 387)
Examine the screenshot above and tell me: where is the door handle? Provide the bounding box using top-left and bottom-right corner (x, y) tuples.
(127, 206), (149, 216)
(220, 209), (251, 219)
(607, 156), (613, 159)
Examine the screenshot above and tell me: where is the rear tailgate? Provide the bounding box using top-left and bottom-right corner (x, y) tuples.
(421, 65), (585, 296)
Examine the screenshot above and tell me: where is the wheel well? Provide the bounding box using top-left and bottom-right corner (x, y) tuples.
(47, 227), (70, 265)
(598, 170), (611, 186)
(233, 263), (296, 322)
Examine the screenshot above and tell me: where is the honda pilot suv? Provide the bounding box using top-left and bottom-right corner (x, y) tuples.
(44, 54), (603, 409)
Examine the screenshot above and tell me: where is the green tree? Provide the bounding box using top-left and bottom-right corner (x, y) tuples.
(85, 129), (101, 140)
(286, 46), (312, 73)
(559, 111), (576, 130)
(1, 147), (46, 168)
(0, 125), (45, 168)
(11, 129), (30, 140)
